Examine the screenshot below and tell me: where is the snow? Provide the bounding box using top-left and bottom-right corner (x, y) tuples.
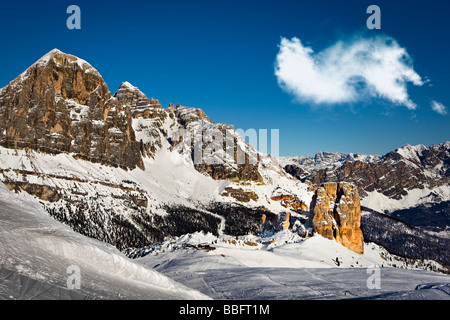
(37, 48), (61, 64)
(138, 148), (226, 208)
(0, 181), (209, 300)
(395, 144), (427, 164)
(132, 231), (450, 300)
(108, 127), (123, 135)
(0, 145), (227, 215)
(9, 141), (446, 300)
(278, 152), (381, 178)
(67, 99), (90, 122)
(130, 231), (426, 269)
(120, 81), (139, 90)
(10, 144), (448, 300)
(362, 185), (450, 213)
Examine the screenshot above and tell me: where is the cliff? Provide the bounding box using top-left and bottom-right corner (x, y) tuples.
(310, 182), (364, 254)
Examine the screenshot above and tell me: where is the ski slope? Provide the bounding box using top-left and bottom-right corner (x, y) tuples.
(0, 182), (209, 300)
(133, 232), (450, 300)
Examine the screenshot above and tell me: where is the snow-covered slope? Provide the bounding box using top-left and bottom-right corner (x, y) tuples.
(0, 181), (209, 300)
(361, 185), (450, 213)
(0, 135), (313, 250)
(129, 231), (450, 300)
(129, 231), (448, 271)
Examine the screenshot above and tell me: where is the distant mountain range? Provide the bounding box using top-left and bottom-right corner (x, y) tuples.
(280, 142), (450, 212)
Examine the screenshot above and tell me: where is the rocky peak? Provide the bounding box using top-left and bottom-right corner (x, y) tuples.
(0, 49), (143, 170)
(0, 49), (284, 184)
(115, 81), (148, 101)
(113, 82), (169, 158)
(314, 151), (348, 166)
(8, 48), (108, 105)
(114, 82), (162, 113)
(310, 182), (364, 254)
(26, 48), (98, 75)
(175, 105), (211, 128)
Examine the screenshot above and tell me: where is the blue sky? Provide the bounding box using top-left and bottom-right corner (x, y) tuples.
(0, 0), (448, 156)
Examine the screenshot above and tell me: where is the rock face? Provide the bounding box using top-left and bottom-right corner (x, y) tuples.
(172, 105), (264, 183)
(0, 49), (143, 170)
(114, 81), (169, 158)
(270, 192), (305, 211)
(261, 211), (292, 233)
(280, 152), (379, 181)
(283, 164), (304, 181)
(109, 81), (266, 183)
(310, 182), (364, 254)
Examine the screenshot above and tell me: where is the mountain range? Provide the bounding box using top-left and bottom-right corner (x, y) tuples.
(0, 49), (449, 299)
(0, 49), (304, 250)
(280, 142), (450, 212)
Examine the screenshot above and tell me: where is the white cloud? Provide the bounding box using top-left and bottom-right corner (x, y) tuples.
(431, 101), (448, 115)
(274, 36), (424, 109)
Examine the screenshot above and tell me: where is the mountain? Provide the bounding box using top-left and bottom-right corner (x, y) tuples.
(361, 204), (450, 268)
(280, 142), (450, 212)
(310, 182), (364, 254)
(0, 49), (143, 170)
(281, 151), (381, 179)
(280, 151), (380, 179)
(2, 178), (448, 301)
(126, 231), (450, 300)
(1, 49), (450, 302)
(0, 49), (317, 252)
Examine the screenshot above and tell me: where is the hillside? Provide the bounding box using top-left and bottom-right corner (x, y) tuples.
(0, 181), (208, 300)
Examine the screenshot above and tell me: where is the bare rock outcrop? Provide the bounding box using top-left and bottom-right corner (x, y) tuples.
(221, 187), (259, 203)
(310, 182), (364, 254)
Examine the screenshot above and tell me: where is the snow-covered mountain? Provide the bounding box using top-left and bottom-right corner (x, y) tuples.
(281, 142), (450, 212)
(0, 48), (449, 301)
(280, 144), (450, 270)
(0, 49), (313, 252)
(1, 179), (449, 300)
(280, 151), (381, 178)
